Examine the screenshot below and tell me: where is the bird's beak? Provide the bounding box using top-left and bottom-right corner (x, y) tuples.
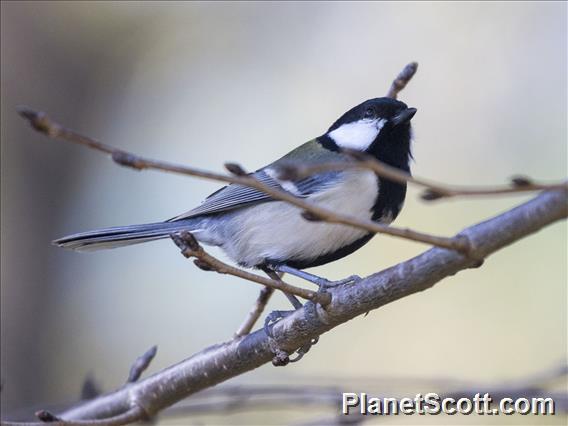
(391, 107), (417, 126)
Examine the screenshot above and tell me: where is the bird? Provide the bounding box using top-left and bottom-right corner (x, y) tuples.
(55, 97), (416, 288)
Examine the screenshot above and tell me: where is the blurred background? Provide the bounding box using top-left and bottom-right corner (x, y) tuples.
(1, 1), (566, 424)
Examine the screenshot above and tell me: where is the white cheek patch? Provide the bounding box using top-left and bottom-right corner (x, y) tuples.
(328, 118), (386, 151)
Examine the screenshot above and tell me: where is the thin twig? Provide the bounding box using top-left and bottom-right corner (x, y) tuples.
(16, 106), (471, 254)
(234, 287), (275, 337)
(170, 232), (331, 305)
(127, 346), (157, 383)
(276, 152), (568, 202)
(386, 62), (418, 99)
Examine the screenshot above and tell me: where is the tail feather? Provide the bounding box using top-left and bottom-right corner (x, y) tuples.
(54, 220), (197, 251)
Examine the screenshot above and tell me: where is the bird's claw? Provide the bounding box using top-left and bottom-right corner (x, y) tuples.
(289, 337), (319, 363)
(316, 274), (362, 289)
(263, 309), (295, 338)
(264, 309), (320, 365)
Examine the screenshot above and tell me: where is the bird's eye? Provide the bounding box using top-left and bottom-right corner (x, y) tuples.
(364, 108), (374, 119)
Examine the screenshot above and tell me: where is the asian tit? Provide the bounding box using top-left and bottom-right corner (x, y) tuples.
(55, 97), (416, 283)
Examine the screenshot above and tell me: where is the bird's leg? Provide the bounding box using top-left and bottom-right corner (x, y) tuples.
(262, 268), (300, 337)
(274, 264), (361, 289)
(262, 267), (319, 363)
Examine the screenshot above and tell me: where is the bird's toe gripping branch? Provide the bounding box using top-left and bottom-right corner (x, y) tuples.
(265, 309), (319, 366)
(264, 310), (294, 338)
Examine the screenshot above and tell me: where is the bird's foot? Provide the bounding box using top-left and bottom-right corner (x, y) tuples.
(289, 336), (319, 363)
(315, 274), (362, 289)
(268, 263), (362, 290)
(264, 309), (319, 365)
(264, 309), (295, 338)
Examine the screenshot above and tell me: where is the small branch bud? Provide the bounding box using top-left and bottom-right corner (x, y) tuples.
(224, 163), (248, 176)
(301, 211), (323, 222)
(111, 151), (146, 170)
(511, 175), (533, 187)
(272, 350), (290, 367)
(127, 345), (158, 383)
(81, 374), (101, 400)
(17, 106), (60, 137)
(386, 62), (419, 99)
(35, 410), (62, 422)
(421, 189), (445, 201)
(194, 259), (214, 271)
(275, 163), (300, 181)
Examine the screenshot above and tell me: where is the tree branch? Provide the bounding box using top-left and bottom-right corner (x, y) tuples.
(19, 105), (566, 253)
(171, 232), (330, 305)
(4, 187), (562, 424)
(234, 287), (275, 337)
(15, 103), (471, 253)
(276, 151), (568, 201)
(159, 365), (567, 422)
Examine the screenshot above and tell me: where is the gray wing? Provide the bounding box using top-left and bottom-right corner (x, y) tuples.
(169, 169), (341, 221)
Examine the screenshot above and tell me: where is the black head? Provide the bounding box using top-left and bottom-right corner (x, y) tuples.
(321, 97), (416, 170)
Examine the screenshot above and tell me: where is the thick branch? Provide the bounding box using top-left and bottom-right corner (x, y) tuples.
(22, 188), (563, 424)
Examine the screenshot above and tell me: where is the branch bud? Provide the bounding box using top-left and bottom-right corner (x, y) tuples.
(224, 163), (248, 176)
(511, 175), (533, 187)
(421, 189), (444, 201)
(301, 211), (323, 221)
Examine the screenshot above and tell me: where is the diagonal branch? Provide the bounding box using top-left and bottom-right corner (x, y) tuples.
(170, 232), (330, 305)
(3, 187), (562, 425)
(234, 286), (275, 337)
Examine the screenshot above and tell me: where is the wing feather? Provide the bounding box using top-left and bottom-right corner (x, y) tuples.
(169, 139), (348, 222)
(169, 169), (342, 221)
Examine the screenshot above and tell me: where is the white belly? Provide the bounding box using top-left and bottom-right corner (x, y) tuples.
(215, 170), (379, 267)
